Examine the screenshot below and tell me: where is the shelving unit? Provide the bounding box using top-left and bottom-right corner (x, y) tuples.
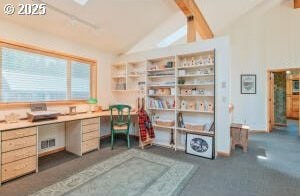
(144, 50), (215, 154)
(146, 56), (176, 148)
(112, 50), (216, 155)
(111, 61), (146, 95)
(175, 51), (215, 152)
(111, 63), (127, 91)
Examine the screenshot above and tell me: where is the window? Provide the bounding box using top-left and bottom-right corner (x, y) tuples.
(0, 43), (96, 104)
(1, 48), (68, 102)
(71, 61), (91, 100)
(157, 25), (187, 48)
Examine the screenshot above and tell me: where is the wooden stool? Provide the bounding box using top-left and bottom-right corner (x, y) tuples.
(230, 123), (249, 152)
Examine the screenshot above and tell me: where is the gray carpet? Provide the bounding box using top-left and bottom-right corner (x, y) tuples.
(0, 123), (300, 196)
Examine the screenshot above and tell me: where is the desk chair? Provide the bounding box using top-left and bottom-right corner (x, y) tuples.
(109, 105), (131, 149)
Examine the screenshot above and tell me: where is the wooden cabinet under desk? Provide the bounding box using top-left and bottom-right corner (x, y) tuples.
(81, 118), (100, 154)
(1, 127), (37, 183)
(66, 117), (100, 156)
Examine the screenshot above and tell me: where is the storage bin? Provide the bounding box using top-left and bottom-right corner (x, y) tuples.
(156, 120), (175, 127)
(185, 123), (205, 131)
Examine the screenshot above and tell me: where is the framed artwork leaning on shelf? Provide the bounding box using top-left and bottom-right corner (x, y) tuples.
(241, 74), (256, 94)
(185, 133), (214, 159)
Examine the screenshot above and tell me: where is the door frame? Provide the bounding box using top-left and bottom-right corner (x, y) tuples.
(267, 68), (300, 133)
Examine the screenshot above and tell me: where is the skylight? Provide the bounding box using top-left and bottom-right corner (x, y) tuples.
(73, 0), (89, 6)
(157, 25), (187, 48)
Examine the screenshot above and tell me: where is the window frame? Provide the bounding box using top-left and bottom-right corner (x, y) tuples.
(0, 39), (97, 109)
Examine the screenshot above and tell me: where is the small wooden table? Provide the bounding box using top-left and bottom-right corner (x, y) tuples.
(230, 123), (250, 152)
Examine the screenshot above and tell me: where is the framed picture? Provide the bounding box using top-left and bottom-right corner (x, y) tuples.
(185, 133), (214, 159)
(241, 74), (256, 94)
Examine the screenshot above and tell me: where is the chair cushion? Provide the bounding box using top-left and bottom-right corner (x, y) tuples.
(113, 125), (128, 130)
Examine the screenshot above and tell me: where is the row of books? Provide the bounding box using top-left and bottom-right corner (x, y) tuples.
(148, 98), (175, 109)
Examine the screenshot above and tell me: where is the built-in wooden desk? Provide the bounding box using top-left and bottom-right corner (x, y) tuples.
(0, 111), (137, 184)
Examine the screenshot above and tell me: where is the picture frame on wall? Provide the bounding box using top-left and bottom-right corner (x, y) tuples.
(241, 74), (256, 94)
(185, 133), (214, 159)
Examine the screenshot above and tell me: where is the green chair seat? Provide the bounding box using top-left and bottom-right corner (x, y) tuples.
(109, 104), (131, 149)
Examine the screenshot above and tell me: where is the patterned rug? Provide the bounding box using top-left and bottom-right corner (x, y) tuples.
(31, 149), (196, 196)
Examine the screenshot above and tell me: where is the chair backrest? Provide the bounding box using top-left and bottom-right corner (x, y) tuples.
(109, 105), (131, 125)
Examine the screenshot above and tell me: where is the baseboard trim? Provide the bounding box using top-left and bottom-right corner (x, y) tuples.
(216, 151), (231, 157)
(249, 130), (267, 133)
(275, 123), (287, 127)
(39, 147), (66, 157)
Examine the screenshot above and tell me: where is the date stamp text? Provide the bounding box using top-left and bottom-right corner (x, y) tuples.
(4, 4), (47, 16)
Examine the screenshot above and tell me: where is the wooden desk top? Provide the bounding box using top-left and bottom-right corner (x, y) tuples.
(231, 123), (250, 130)
(0, 111), (137, 131)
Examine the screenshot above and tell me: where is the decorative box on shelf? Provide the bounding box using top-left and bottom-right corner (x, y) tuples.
(185, 123), (206, 132)
(156, 119), (175, 127)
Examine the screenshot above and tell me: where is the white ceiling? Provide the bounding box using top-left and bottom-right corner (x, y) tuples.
(0, 0), (268, 54)
(0, 0), (178, 54)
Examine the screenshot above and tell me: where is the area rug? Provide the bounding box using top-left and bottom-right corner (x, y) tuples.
(31, 149), (196, 196)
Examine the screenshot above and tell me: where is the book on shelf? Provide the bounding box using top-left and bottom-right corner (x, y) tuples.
(148, 98), (174, 110)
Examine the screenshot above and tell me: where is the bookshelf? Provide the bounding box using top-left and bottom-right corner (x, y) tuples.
(175, 51), (215, 152)
(112, 50), (216, 154)
(144, 50), (215, 152)
(111, 61), (146, 95)
(146, 56), (176, 148)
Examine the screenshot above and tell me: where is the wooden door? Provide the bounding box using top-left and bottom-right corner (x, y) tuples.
(268, 72), (275, 132)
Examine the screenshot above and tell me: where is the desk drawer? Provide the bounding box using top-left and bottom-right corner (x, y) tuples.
(82, 118), (99, 126)
(82, 124), (99, 134)
(2, 127), (36, 141)
(2, 135), (36, 153)
(2, 146), (37, 165)
(2, 156), (36, 182)
(82, 138), (99, 153)
(82, 131), (99, 142)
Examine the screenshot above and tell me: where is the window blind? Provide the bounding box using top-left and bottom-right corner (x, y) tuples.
(71, 61), (91, 100)
(1, 47), (68, 102)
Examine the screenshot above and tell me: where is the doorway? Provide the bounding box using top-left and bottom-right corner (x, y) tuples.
(268, 69), (300, 135)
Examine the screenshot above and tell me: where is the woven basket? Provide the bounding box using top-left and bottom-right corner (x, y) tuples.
(185, 123), (205, 131)
(156, 120), (175, 127)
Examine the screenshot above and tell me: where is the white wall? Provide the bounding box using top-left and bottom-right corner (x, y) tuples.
(229, 0), (300, 131)
(117, 37), (231, 154)
(0, 19), (116, 153)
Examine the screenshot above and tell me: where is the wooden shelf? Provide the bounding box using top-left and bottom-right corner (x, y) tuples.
(148, 94), (175, 97)
(178, 109), (214, 114)
(128, 75), (144, 78)
(177, 64), (214, 69)
(147, 84), (175, 87)
(112, 64), (126, 67)
(148, 108), (175, 111)
(153, 124), (175, 129)
(178, 94), (214, 97)
(177, 127), (214, 135)
(112, 89), (140, 92)
(146, 68), (175, 72)
(178, 74), (214, 78)
(112, 76), (126, 79)
(177, 83), (214, 87)
(147, 75), (175, 78)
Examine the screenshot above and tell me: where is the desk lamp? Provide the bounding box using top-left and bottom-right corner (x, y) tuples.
(87, 98), (98, 113)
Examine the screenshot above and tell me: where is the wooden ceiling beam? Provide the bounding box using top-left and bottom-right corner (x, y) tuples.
(295, 0), (300, 8)
(175, 0), (214, 40)
(187, 16), (196, 42)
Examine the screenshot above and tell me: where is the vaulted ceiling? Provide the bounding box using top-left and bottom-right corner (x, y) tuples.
(0, 0), (273, 54)
(0, 0), (178, 53)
